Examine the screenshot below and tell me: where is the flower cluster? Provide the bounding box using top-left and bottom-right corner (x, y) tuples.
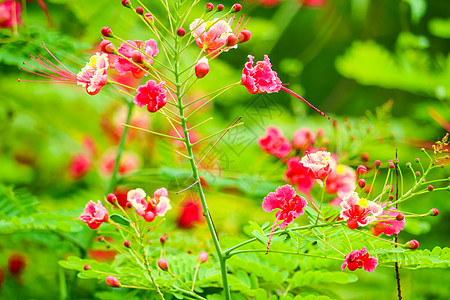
(127, 188), (172, 222)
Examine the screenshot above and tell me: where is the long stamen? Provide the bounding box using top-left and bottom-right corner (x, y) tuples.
(266, 214), (281, 254)
(280, 86), (329, 119)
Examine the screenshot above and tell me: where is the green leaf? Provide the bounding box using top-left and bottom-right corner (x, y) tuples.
(252, 230), (268, 245)
(110, 214), (131, 226)
(403, 0), (427, 24)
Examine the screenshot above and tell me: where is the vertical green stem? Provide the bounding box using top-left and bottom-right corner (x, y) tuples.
(172, 1), (230, 298)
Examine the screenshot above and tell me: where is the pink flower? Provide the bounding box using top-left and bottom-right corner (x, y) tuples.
(76, 53), (109, 95)
(79, 200), (109, 229)
(263, 185), (307, 253)
(69, 153), (92, 180)
(134, 80), (167, 112)
(340, 192), (383, 229)
(189, 16), (249, 57)
(325, 164), (357, 197)
(177, 197), (204, 229)
(342, 247), (378, 272)
(300, 150), (333, 180)
(241, 55), (328, 118)
(114, 39), (159, 78)
(258, 126), (292, 158)
(285, 157), (315, 194)
(370, 205), (405, 236)
(293, 127), (316, 151)
(127, 188), (172, 222)
(0, 0), (22, 28)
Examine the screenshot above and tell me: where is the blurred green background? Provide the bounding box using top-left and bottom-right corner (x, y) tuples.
(0, 0), (449, 299)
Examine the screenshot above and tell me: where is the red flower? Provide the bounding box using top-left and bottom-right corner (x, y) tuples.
(8, 253), (26, 275)
(285, 157), (315, 194)
(342, 247), (378, 272)
(127, 188), (172, 222)
(340, 192), (383, 229)
(79, 200), (109, 229)
(115, 39), (159, 78)
(0, 0), (22, 28)
(69, 153), (92, 180)
(300, 150), (333, 180)
(258, 126), (292, 158)
(370, 204), (405, 236)
(325, 164), (357, 197)
(293, 127), (316, 151)
(134, 80), (168, 112)
(177, 197), (204, 228)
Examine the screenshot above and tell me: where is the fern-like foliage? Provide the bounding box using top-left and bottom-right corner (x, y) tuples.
(0, 184), (39, 218)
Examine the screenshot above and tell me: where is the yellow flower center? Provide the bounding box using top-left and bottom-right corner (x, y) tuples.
(358, 198), (369, 207)
(336, 164), (345, 174)
(88, 56), (97, 68)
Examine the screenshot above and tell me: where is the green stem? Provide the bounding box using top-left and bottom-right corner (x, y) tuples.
(315, 179), (326, 225)
(228, 249), (342, 261)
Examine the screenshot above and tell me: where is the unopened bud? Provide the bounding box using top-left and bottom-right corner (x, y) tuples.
(135, 6), (144, 15)
(356, 165), (367, 176)
(332, 119), (338, 128)
(205, 3), (214, 12)
(126, 202), (132, 209)
(105, 275), (121, 287)
(98, 236), (105, 242)
(396, 213), (404, 221)
(217, 4), (224, 11)
(415, 158), (420, 162)
(361, 152), (369, 162)
(100, 40), (116, 54)
(160, 236), (166, 244)
(238, 30), (251, 43)
(358, 179), (366, 188)
(101, 27), (114, 38)
(163, 233), (169, 240)
(427, 185), (434, 191)
(226, 34), (238, 47)
(144, 13), (154, 22)
(429, 208), (439, 216)
(393, 158), (399, 164)
(83, 264), (91, 271)
(157, 259), (169, 271)
(132, 50), (144, 64)
(121, 0), (131, 8)
(195, 58), (209, 79)
(198, 251), (208, 263)
(374, 160), (381, 168)
(388, 194), (394, 201)
(177, 27), (186, 37)
(8, 254), (26, 275)
(389, 163), (395, 170)
(107, 193), (117, 204)
(144, 211), (155, 222)
(124, 240), (131, 248)
(406, 162), (411, 166)
(406, 240), (419, 250)
(415, 171), (421, 176)
(232, 3), (242, 12)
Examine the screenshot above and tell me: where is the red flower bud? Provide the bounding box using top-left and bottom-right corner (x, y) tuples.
(160, 236), (166, 244)
(195, 58), (209, 79)
(8, 254), (26, 275)
(124, 240), (131, 248)
(389, 163), (395, 170)
(396, 213), (405, 221)
(415, 171), (421, 176)
(361, 152), (369, 162)
(144, 13), (154, 23)
(177, 27), (186, 37)
(356, 165), (367, 176)
(238, 30), (251, 43)
(374, 160), (381, 168)
(217, 4), (224, 11)
(226, 34), (238, 47)
(83, 264), (91, 271)
(406, 240), (419, 250)
(121, 0), (131, 8)
(358, 179), (366, 188)
(144, 211), (155, 222)
(105, 275), (121, 287)
(158, 259), (169, 271)
(135, 6), (144, 15)
(415, 158), (420, 162)
(101, 27), (113, 38)
(163, 233), (169, 240)
(232, 3), (242, 12)
(100, 40), (116, 54)
(132, 50), (144, 64)
(427, 185), (434, 191)
(205, 3), (214, 12)
(388, 194), (394, 200)
(106, 193), (117, 204)
(198, 251), (208, 263)
(347, 218), (359, 229)
(429, 208), (439, 216)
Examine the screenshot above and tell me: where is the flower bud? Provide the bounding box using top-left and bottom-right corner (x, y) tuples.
(198, 251), (208, 263)
(101, 27), (114, 38)
(427, 185), (434, 192)
(132, 50), (144, 64)
(396, 213), (405, 221)
(415, 171), (421, 176)
(177, 27), (186, 37)
(163, 233), (169, 240)
(83, 264), (91, 271)
(105, 275), (121, 287)
(144, 13), (154, 23)
(126, 202), (132, 209)
(217, 4), (224, 11)
(107, 193), (117, 204)
(374, 160), (381, 168)
(356, 165), (367, 176)
(124, 240), (131, 248)
(205, 3), (214, 12)
(160, 236), (166, 244)
(144, 211), (155, 222)
(429, 208), (439, 216)
(388, 194), (394, 201)
(195, 58), (209, 79)
(121, 0), (131, 8)
(361, 152), (369, 162)
(406, 240), (419, 250)
(358, 179), (366, 188)
(389, 163), (395, 170)
(415, 158), (420, 162)
(238, 30), (251, 43)
(393, 158), (399, 164)
(135, 6), (144, 15)
(8, 254), (26, 275)
(232, 3), (242, 12)
(406, 162), (411, 166)
(98, 236), (105, 242)
(226, 34), (238, 47)
(100, 40), (117, 54)
(158, 259), (169, 271)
